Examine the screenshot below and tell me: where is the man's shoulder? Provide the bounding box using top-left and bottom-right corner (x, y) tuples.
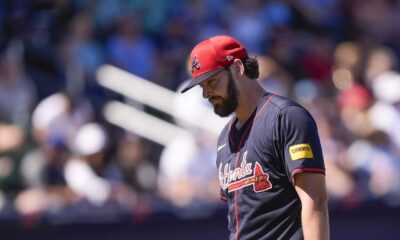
(268, 94), (316, 129)
(258, 94), (313, 125)
(268, 94), (302, 111)
(255, 94), (305, 120)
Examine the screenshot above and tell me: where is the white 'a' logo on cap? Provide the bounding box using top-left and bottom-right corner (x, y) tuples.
(226, 55), (234, 61)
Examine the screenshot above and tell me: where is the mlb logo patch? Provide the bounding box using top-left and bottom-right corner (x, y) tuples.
(289, 144), (314, 160)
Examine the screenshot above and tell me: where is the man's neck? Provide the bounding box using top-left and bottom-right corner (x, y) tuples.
(235, 84), (267, 128)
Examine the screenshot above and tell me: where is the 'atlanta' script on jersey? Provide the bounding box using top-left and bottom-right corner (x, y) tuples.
(219, 151), (272, 193)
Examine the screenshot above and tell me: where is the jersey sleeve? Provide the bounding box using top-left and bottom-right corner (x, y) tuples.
(277, 105), (325, 184)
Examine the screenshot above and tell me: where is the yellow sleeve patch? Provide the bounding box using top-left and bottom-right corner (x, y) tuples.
(289, 143), (314, 160)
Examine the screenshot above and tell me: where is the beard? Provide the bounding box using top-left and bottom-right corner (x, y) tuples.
(212, 71), (239, 117)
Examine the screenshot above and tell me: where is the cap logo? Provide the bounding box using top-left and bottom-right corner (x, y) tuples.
(191, 55), (201, 73)
(226, 55), (234, 61)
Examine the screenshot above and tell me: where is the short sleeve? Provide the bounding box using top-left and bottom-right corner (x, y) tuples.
(278, 106), (325, 184)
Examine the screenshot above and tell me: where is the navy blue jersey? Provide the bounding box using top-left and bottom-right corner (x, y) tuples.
(216, 93), (325, 240)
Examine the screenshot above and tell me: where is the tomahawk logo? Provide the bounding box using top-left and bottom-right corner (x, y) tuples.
(219, 153), (272, 193)
(228, 162), (272, 193)
(191, 55), (201, 73)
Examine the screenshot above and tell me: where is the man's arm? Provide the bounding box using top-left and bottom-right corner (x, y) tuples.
(294, 172), (330, 240)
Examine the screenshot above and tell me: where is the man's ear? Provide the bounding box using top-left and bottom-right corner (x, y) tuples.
(233, 59), (245, 76)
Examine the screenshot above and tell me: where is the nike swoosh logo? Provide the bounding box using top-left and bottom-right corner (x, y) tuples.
(217, 143), (227, 152)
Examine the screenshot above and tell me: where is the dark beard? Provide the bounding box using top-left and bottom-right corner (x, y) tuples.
(213, 71), (239, 117)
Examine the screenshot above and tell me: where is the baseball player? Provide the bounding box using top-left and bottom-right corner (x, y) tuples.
(181, 35), (329, 240)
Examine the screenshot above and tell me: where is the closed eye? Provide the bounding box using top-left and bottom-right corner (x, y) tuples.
(200, 78), (217, 89)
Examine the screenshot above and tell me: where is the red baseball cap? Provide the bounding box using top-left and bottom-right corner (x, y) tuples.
(181, 35), (248, 93)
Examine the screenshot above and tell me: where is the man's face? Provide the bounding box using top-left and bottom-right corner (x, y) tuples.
(200, 69), (239, 117)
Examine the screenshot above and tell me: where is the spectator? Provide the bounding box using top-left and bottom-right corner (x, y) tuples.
(64, 123), (136, 207)
(158, 84), (223, 208)
(106, 14), (155, 79)
(114, 133), (158, 194)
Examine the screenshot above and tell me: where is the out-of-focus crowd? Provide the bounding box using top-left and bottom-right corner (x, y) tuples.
(0, 0), (400, 221)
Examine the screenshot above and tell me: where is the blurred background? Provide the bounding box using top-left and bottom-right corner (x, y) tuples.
(0, 0), (400, 239)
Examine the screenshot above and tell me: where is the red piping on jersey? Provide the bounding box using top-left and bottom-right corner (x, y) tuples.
(230, 94), (274, 240)
(291, 167), (326, 185)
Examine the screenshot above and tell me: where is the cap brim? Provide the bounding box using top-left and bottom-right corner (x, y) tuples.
(180, 68), (225, 93)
